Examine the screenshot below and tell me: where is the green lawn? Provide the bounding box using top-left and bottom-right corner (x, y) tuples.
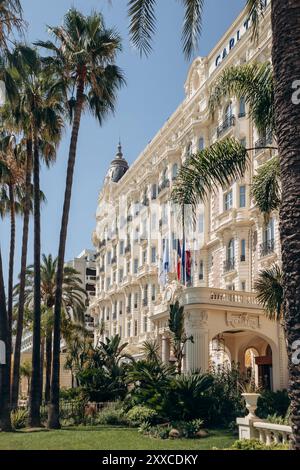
(0, 426), (235, 450)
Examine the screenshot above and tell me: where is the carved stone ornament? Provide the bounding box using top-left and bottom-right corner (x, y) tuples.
(226, 312), (261, 330)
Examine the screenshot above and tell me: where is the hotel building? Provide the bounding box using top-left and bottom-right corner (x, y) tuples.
(89, 0), (288, 391)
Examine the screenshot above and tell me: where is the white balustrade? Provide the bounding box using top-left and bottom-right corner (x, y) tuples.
(253, 422), (292, 446)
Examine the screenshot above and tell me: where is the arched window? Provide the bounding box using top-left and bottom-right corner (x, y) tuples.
(224, 102), (233, 124)
(162, 167), (168, 182)
(239, 96), (246, 117)
(172, 163), (178, 180)
(198, 137), (205, 151)
(186, 142), (193, 157)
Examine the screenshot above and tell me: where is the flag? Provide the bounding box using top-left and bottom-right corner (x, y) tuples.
(177, 239), (182, 281)
(159, 239), (170, 286)
(185, 250), (192, 284)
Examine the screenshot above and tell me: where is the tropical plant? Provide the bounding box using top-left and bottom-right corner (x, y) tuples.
(251, 156), (281, 217)
(141, 339), (160, 364)
(14, 254), (88, 403)
(168, 301), (193, 374)
(0, 0), (24, 51)
(126, 405), (158, 426)
(35, 8), (125, 429)
(10, 407), (28, 430)
(6, 44), (64, 426)
(0, 133), (24, 403)
(254, 264), (283, 321)
(19, 360), (32, 396)
(170, 373), (213, 421)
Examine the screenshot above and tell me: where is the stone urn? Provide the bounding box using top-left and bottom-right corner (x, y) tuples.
(242, 393), (260, 420)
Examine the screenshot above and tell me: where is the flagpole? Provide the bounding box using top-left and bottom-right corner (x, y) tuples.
(182, 204), (186, 287)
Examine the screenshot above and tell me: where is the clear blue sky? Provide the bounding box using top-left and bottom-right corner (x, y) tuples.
(1, 0), (245, 282)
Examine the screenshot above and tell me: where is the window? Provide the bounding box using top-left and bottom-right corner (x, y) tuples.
(142, 250), (147, 265)
(127, 293), (132, 312)
(224, 102), (233, 124)
(151, 184), (157, 200)
(239, 96), (246, 117)
(133, 258), (139, 274)
(198, 137), (205, 151)
(261, 219), (275, 256)
(134, 320), (138, 336)
(127, 322), (131, 337)
(143, 285), (148, 306)
(224, 190), (233, 211)
(119, 268), (124, 282)
(227, 239), (235, 262)
(187, 142), (193, 156)
(127, 261), (130, 274)
(240, 137), (246, 148)
(241, 239), (246, 262)
(119, 325), (122, 338)
(239, 185), (246, 208)
(162, 167), (168, 182)
(241, 281), (246, 291)
(106, 277), (111, 289)
(107, 251), (112, 265)
(199, 213), (204, 233)
(151, 284), (156, 301)
(119, 240), (124, 255)
(144, 316), (148, 333)
(106, 308), (110, 321)
(113, 271), (116, 283)
(172, 163), (178, 180)
(134, 293), (138, 309)
(113, 301), (117, 319)
(151, 246), (156, 264)
(119, 301), (123, 316)
(199, 260), (204, 280)
(263, 218), (275, 243)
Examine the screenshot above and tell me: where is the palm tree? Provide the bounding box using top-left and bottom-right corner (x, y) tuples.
(0, 0), (24, 51)
(36, 8), (125, 429)
(0, 134), (24, 405)
(7, 45), (64, 426)
(168, 301), (193, 374)
(0, 248), (11, 431)
(14, 254), (87, 403)
(141, 339), (160, 364)
(254, 264), (283, 322)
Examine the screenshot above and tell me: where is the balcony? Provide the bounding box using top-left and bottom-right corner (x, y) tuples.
(158, 179), (170, 194)
(216, 115), (235, 138)
(223, 258), (235, 273)
(255, 131), (273, 155)
(260, 239), (275, 257)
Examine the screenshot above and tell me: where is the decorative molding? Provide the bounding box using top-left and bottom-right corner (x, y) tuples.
(226, 311), (260, 330)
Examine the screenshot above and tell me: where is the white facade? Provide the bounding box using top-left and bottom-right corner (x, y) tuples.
(89, 1), (288, 390)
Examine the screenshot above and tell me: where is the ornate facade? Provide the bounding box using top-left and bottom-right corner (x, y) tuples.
(89, 0), (288, 391)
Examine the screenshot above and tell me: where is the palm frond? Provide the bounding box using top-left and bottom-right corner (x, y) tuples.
(172, 137), (249, 217)
(246, 0), (266, 41)
(181, 0), (204, 59)
(254, 264), (283, 321)
(128, 0), (157, 57)
(209, 62), (274, 134)
(251, 156), (281, 217)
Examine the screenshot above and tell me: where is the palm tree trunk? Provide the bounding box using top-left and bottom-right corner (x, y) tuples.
(0, 249), (12, 431)
(48, 80), (84, 429)
(44, 328), (52, 403)
(271, 0), (300, 450)
(11, 139), (32, 410)
(7, 182), (16, 405)
(29, 131), (42, 427)
(40, 335), (45, 405)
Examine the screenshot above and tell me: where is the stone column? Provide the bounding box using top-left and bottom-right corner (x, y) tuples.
(185, 310), (209, 373)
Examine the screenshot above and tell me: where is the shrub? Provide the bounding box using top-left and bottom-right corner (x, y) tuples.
(97, 407), (128, 426)
(230, 439), (289, 450)
(256, 389), (290, 419)
(139, 424), (172, 440)
(126, 405), (158, 426)
(60, 387), (82, 401)
(175, 419), (204, 438)
(266, 413), (290, 425)
(11, 408), (28, 429)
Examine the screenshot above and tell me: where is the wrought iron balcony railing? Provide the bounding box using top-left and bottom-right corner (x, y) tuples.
(223, 258), (235, 273)
(217, 115), (235, 138)
(260, 239), (275, 257)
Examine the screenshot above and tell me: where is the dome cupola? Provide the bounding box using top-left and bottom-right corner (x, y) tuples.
(106, 141), (129, 183)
